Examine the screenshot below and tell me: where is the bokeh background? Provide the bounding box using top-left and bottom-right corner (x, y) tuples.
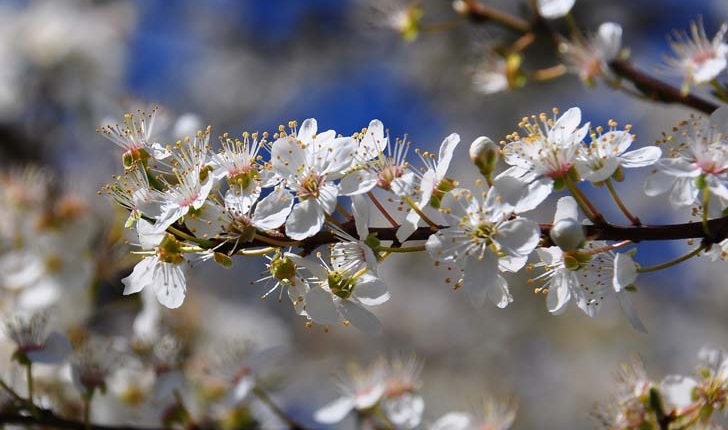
(1, 0), (727, 428)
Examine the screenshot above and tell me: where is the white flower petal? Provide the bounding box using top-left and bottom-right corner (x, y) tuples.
(546, 269), (573, 315)
(461, 255), (501, 307)
(305, 287), (340, 325)
(271, 136), (307, 179)
(435, 133), (460, 179)
(152, 263), (187, 309)
(616, 291), (647, 333)
(354, 275), (390, 306)
(537, 0), (575, 19)
(660, 375), (698, 412)
(431, 412), (473, 430)
(319, 137), (357, 177)
(285, 199), (325, 240)
(339, 170), (377, 196)
(338, 300), (382, 334)
(620, 146), (662, 168)
(383, 394), (424, 429)
(297, 118), (318, 145)
(314, 396), (355, 424)
(598, 22), (623, 60)
(122, 257), (156, 295)
(252, 189), (293, 230)
(613, 253), (638, 292)
(644, 171), (675, 196)
(554, 196), (579, 223)
(668, 177), (698, 207)
(495, 218), (540, 258)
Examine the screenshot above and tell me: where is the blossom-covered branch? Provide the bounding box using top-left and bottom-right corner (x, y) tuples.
(454, 0), (724, 114)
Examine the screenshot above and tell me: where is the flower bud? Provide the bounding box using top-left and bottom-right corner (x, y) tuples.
(550, 218), (586, 252)
(469, 136), (499, 179)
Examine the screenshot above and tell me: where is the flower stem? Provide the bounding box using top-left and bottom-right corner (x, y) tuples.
(166, 225), (215, 248)
(702, 187), (711, 236)
(402, 196), (438, 229)
(251, 385), (308, 430)
(82, 393), (92, 430)
(173, 389), (194, 426)
(636, 246), (704, 273)
(606, 180), (640, 225)
(583, 240), (632, 256)
(0, 379), (26, 404)
(25, 363), (33, 404)
(336, 203), (353, 221)
(367, 192), (398, 227)
(377, 245), (426, 253)
(236, 246), (276, 256)
(253, 233), (301, 248)
(530, 64), (567, 81)
(565, 179), (604, 224)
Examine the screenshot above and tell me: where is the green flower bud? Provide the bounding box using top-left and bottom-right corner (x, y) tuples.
(469, 136), (499, 179)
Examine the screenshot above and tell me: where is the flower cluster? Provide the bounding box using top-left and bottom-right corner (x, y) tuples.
(594, 348), (728, 429)
(316, 355), (517, 430)
(99, 103), (728, 338)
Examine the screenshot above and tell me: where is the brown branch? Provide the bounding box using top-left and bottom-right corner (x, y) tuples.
(458, 0), (722, 114)
(460, 0), (531, 32)
(608, 60), (719, 115)
(208, 215), (728, 255)
(0, 409), (169, 430)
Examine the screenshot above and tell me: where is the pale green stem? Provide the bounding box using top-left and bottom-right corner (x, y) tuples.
(702, 187), (711, 236)
(402, 195), (438, 229)
(637, 246), (704, 273)
(173, 389), (194, 426)
(253, 233), (300, 248)
(82, 392), (92, 430)
(565, 179), (603, 224)
(606, 179), (640, 225)
(0, 379), (25, 404)
(251, 385), (306, 429)
(710, 79), (728, 102)
(25, 364), (32, 404)
(166, 225), (216, 248)
(377, 245), (426, 253)
(236, 246), (276, 256)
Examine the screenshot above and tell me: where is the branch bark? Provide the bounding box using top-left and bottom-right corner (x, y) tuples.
(459, 0), (722, 114)
(213, 215), (728, 255)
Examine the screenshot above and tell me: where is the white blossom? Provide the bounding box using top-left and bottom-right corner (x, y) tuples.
(644, 106), (728, 209)
(537, 0), (575, 19)
(497, 107), (589, 212)
(271, 118), (356, 240)
(665, 20), (728, 92)
(4, 312), (71, 364)
(577, 122), (662, 183)
(426, 187), (540, 308)
(286, 252), (389, 334)
(560, 22), (623, 85)
(397, 132), (460, 242)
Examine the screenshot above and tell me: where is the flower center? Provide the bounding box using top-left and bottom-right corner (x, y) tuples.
(298, 173), (324, 200)
(377, 165), (405, 189)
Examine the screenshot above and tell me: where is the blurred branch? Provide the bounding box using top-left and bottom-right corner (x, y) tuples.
(0, 409), (167, 430)
(608, 60), (719, 114)
(458, 0), (721, 114)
